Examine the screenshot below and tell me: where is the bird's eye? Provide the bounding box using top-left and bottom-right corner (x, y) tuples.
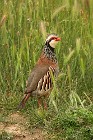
(50, 37), (56, 40)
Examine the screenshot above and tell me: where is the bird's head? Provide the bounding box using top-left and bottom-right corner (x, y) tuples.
(45, 34), (61, 48)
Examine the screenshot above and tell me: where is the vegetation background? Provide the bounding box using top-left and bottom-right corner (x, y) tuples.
(0, 0), (93, 139)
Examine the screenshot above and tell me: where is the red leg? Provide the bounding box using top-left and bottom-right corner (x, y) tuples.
(18, 93), (31, 109)
(43, 92), (50, 110)
(38, 98), (42, 108)
(23, 93), (31, 106)
(43, 99), (47, 110)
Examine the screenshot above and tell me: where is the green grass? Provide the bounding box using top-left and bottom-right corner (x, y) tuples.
(0, 0), (93, 139)
(0, 131), (13, 140)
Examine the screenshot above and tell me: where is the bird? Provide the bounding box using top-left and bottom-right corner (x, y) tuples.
(18, 33), (61, 109)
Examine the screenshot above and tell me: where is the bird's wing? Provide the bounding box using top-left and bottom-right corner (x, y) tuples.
(25, 64), (50, 94)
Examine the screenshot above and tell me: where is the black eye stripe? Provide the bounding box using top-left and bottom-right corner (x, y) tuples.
(48, 37), (57, 42)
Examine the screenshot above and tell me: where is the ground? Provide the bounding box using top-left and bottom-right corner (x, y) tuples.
(0, 112), (45, 140)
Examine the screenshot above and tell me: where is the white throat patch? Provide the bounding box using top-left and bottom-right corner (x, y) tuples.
(49, 40), (58, 48)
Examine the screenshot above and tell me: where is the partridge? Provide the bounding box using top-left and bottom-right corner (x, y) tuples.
(18, 33), (61, 109)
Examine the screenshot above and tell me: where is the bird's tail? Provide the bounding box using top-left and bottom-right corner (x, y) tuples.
(17, 93), (31, 110)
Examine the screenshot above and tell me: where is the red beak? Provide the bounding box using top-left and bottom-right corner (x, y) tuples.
(55, 37), (61, 41)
